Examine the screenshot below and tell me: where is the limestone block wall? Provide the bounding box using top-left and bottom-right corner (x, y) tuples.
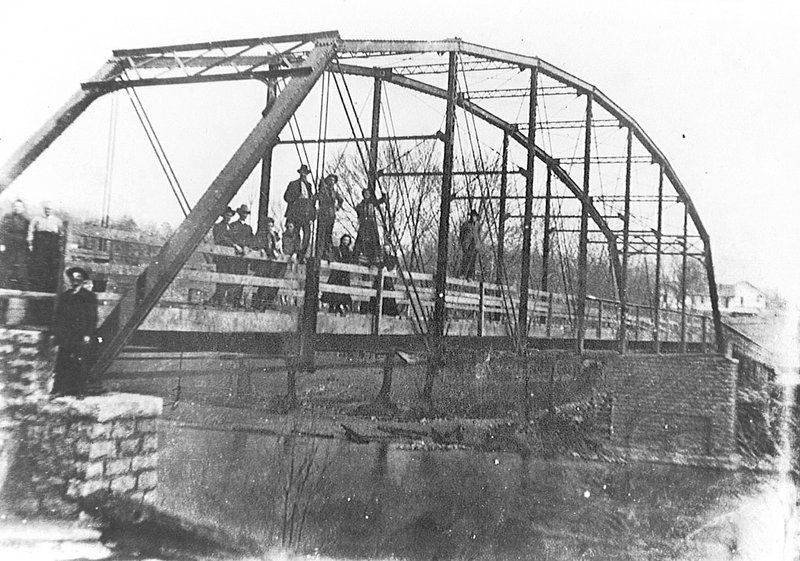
(3, 394), (162, 517)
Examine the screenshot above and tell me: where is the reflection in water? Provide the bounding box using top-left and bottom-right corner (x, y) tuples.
(156, 423), (798, 560)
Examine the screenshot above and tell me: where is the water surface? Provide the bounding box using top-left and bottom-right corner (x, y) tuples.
(156, 423), (798, 560)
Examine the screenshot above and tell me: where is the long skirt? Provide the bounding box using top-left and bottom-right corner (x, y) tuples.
(355, 221), (381, 263)
(52, 346), (88, 396)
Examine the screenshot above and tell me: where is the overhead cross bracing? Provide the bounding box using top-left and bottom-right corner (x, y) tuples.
(0, 31), (724, 380)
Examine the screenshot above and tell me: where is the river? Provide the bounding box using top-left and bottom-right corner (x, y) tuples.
(155, 422), (798, 560)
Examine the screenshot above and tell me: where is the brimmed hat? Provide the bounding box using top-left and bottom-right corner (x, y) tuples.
(65, 267), (89, 281)
(236, 204), (251, 215)
(297, 164), (311, 174)
(221, 207), (235, 217)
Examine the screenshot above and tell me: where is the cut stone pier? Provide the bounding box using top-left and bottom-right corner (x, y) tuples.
(2, 393), (162, 517)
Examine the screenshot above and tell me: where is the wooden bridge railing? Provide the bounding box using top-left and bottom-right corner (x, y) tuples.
(1, 223), (713, 346)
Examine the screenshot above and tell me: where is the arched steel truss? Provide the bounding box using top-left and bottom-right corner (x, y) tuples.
(0, 31), (722, 375)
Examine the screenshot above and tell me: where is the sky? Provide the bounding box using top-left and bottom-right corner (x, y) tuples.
(0, 0), (798, 299)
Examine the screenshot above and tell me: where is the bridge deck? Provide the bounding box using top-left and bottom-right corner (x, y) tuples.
(0, 223), (712, 349)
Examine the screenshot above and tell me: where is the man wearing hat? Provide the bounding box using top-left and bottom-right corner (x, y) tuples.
(283, 164), (315, 263)
(209, 207), (238, 306)
(458, 208), (482, 281)
(51, 267), (98, 396)
(229, 204), (255, 307)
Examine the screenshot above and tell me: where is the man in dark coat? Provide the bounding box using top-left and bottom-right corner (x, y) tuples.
(51, 267), (98, 397)
(283, 164), (315, 263)
(209, 207), (238, 306)
(458, 209), (481, 281)
(229, 204), (254, 307)
(0, 199), (30, 289)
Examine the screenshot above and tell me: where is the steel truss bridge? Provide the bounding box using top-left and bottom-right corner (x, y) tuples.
(1, 31), (752, 384)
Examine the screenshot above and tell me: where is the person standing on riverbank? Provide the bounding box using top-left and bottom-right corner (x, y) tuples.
(51, 267), (97, 397)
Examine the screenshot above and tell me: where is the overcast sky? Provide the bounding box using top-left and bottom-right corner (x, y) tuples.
(1, 0), (797, 298)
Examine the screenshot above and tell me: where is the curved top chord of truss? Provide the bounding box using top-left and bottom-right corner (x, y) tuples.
(336, 37), (721, 351)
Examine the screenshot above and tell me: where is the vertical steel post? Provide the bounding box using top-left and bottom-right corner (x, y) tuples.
(619, 129), (632, 353)
(541, 167), (552, 292)
(368, 76), (382, 196)
(423, 51), (458, 402)
(576, 94), (592, 353)
(653, 168), (664, 353)
(478, 280), (485, 337)
(518, 68), (538, 352)
(374, 267), (385, 336)
(680, 204), (689, 353)
(497, 132), (509, 286)
(257, 69), (279, 229)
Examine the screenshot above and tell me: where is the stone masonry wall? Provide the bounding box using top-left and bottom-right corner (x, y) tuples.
(496, 350), (739, 467)
(603, 353), (738, 467)
(3, 394), (162, 517)
(1, 328), (163, 518)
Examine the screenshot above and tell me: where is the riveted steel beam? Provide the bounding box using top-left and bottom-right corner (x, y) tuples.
(89, 41), (337, 378)
(0, 60), (124, 192)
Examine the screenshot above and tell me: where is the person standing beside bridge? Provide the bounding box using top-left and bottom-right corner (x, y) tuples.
(458, 209), (481, 281)
(354, 188), (386, 266)
(317, 173), (343, 259)
(0, 199), (30, 290)
(27, 202), (63, 293)
(283, 164), (315, 264)
(51, 266), (97, 397)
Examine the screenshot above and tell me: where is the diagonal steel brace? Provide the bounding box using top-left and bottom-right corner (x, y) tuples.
(89, 41), (337, 378)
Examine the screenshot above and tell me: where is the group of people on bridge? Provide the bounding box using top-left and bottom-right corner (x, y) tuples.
(208, 163), (485, 312)
(207, 164), (414, 314)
